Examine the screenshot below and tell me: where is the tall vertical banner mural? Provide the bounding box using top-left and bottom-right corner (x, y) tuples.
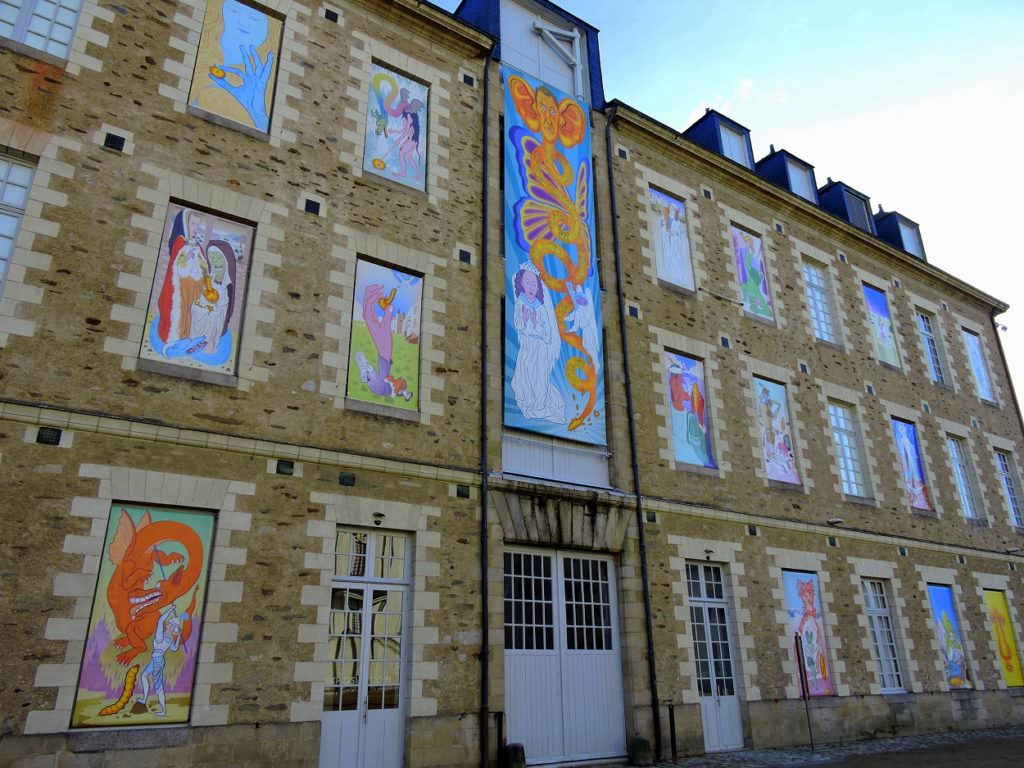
(189, 0), (283, 133)
(732, 227), (773, 321)
(862, 284), (901, 367)
(754, 376), (800, 484)
(649, 188), (694, 290)
(347, 258), (423, 411)
(665, 352), (715, 469)
(782, 570), (835, 696)
(363, 63), (429, 191)
(502, 66), (605, 445)
(926, 584), (970, 688)
(72, 506), (214, 727)
(983, 589), (1023, 687)
(140, 203), (254, 375)
(891, 418), (932, 511)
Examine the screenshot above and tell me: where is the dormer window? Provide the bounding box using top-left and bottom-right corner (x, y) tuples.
(755, 148), (819, 203)
(818, 180), (877, 235)
(720, 124), (751, 168)
(898, 221), (924, 259)
(787, 159), (816, 202)
(846, 192), (872, 232)
(874, 210), (927, 260)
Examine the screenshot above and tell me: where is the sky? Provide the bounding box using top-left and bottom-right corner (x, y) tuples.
(439, 0), (1024, 399)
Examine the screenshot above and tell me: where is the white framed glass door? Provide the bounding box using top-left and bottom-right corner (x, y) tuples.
(687, 562), (743, 752)
(320, 530), (410, 768)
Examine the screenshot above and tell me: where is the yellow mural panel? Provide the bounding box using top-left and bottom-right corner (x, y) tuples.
(983, 589), (1023, 687)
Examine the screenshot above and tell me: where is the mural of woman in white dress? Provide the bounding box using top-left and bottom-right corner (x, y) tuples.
(510, 263), (565, 424)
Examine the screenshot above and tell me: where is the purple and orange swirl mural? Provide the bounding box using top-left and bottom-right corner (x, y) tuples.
(502, 67), (605, 445)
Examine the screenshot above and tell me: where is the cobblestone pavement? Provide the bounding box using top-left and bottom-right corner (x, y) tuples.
(632, 725), (1024, 767)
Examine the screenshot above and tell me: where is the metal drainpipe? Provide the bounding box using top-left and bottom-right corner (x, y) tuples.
(479, 43), (496, 768)
(991, 308), (1024, 447)
(603, 104), (663, 761)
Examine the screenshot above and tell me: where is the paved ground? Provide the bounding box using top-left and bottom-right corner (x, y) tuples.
(635, 725), (1024, 767)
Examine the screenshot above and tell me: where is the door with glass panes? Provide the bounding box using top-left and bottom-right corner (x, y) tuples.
(504, 549), (626, 764)
(320, 530), (409, 768)
(687, 562), (744, 752)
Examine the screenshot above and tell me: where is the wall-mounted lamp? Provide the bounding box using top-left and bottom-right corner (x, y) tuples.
(372, 511), (385, 527)
(704, 548), (714, 561)
(827, 518), (844, 527)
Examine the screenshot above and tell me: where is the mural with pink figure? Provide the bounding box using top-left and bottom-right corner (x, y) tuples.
(347, 259), (423, 411)
(363, 63), (428, 191)
(783, 570), (836, 697)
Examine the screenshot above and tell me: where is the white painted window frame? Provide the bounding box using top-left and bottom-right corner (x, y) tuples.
(861, 578), (906, 693)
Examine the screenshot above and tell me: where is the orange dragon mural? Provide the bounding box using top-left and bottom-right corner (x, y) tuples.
(72, 506), (213, 727)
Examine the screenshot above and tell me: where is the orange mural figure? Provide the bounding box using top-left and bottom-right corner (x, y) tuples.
(506, 74), (600, 433)
(105, 509), (204, 667)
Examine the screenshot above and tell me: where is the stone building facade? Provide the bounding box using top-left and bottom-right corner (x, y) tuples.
(0, 1), (1022, 767)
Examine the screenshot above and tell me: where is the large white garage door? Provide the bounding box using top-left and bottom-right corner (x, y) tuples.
(504, 549), (626, 765)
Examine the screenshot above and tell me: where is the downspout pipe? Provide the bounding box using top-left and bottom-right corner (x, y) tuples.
(479, 42), (496, 768)
(604, 104), (663, 761)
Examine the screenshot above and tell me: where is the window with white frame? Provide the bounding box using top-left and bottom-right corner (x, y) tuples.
(947, 436), (983, 520)
(787, 160), (816, 202)
(962, 329), (994, 401)
(720, 125), (750, 168)
(0, 154), (34, 294)
(916, 310), (948, 386)
(862, 578), (905, 692)
(0, 0), (81, 59)
(828, 401), (871, 498)
(899, 221), (924, 259)
(995, 450), (1024, 528)
(803, 258), (839, 345)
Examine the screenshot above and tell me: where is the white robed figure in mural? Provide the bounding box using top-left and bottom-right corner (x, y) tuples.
(657, 202), (693, 288)
(511, 262), (566, 423)
(188, 244), (232, 348)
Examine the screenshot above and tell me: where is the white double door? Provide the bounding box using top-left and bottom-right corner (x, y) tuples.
(687, 563), (743, 752)
(504, 549), (627, 765)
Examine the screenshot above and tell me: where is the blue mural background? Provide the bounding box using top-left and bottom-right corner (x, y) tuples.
(502, 66), (605, 446)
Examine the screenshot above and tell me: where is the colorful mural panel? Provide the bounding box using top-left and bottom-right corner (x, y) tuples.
(362, 63), (429, 191)
(665, 352), (715, 469)
(188, 0), (282, 133)
(754, 376), (800, 484)
(649, 188), (694, 290)
(140, 203), (253, 375)
(983, 589), (1024, 687)
(347, 259), (423, 411)
(862, 284), (901, 367)
(891, 418), (932, 510)
(927, 584), (970, 688)
(782, 570), (835, 696)
(72, 506), (214, 727)
(502, 66), (605, 445)
(731, 227), (773, 321)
